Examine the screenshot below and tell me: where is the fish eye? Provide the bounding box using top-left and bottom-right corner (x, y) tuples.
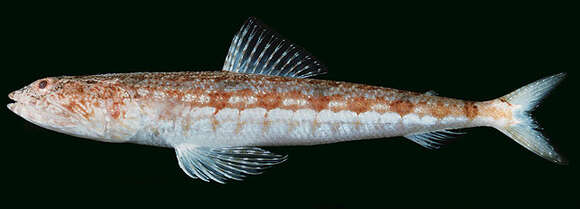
(38, 80), (48, 89)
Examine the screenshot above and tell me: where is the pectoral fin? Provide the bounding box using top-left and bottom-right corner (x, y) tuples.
(175, 144), (287, 183)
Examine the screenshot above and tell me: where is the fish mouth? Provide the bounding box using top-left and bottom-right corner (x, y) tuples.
(8, 90), (16, 100)
(7, 103), (15, 112)
(7, 90), (19, 112)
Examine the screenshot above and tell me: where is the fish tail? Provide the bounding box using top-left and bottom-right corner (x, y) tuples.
(495, 73), (566, 164)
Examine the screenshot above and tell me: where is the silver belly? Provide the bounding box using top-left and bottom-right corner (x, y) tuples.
(129, 107), (479, 148)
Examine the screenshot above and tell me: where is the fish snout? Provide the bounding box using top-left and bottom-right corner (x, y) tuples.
(7, 89), (29, 114)
(7, 90), (21, 113)
(8, 90), (16, 101)
(8, 88), (29, 104)
(8, 90), (17, 110)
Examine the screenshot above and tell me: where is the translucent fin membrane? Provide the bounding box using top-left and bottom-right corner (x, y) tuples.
(176, 144), (287, 183)
(497, 73), (566, 164)
(405, 130), (464, 150)
(223, 17), (327, 78)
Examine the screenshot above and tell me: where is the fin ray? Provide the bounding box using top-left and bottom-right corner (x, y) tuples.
(223, 17), (327, 78)
(496, 73), (566, 164)
(405, 129), (463, 149)
(175, 144), (287, 183)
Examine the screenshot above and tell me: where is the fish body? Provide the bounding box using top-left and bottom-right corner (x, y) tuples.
(8, 18), (566, 183)
(16, 71), (505, 148)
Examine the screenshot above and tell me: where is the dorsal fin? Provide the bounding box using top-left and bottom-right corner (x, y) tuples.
(222, 17), (327, 78)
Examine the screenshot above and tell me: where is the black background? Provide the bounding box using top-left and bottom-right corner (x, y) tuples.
(2, 2), (577, 208)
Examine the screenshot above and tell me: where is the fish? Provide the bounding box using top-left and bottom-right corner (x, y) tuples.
(7, 17), (566, 183)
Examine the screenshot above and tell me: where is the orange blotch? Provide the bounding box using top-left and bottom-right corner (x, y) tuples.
(463, 102), (479, 119)
(110, 104), (121, 119)
(208, 92), (233, 114)
(389, 100), (415, 116)
(346, 97), (371, 114)
(429, 101), (453, 118)
(308, 96), (329, 112)
(256, 93), (282, 110)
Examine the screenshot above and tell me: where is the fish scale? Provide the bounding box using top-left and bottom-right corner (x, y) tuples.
(99, 71), (480, 148)
(7, 17), (566, 183)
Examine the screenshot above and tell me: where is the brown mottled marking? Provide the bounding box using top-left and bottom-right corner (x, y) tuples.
(308, 96), (329, 112)
(427, 101), (452, 118)
(65, 71), (499, 121)
(209, 92), (232, 114)
(278, 90), (305, 111)
(110, 104), (121, 119)
(347, 97), (371, 114)
(463, 101), (479, 119)
(328, 95), (347, 112)
(64, 101), (90, 119)
(389, 100), (415, 116)
(256, 93), (282, 110)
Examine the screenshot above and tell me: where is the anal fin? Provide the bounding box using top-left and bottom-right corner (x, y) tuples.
(175, 144), (287, 183)
(404, 130), (463, 150)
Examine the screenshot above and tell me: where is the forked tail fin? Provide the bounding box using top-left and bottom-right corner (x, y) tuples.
(496, 73), (566, 164)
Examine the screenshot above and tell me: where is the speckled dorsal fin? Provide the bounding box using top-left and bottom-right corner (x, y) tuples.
(404, 130), (463, 150)
(222, 17), (327, 78)
(175, 144), (287, 184)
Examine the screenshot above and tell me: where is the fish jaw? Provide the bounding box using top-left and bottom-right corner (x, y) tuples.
(8, 88), (52, 129)
(7, 99), (76, 137)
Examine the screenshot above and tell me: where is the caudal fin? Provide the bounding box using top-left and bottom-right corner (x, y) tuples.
(496, 73), (566, 164)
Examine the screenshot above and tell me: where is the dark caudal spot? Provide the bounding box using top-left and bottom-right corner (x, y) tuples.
(389, 100), (415, 116)
(463, 102), (479, 119)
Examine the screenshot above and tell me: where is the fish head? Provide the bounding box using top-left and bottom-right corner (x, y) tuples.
(8, 76), (137, 142)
